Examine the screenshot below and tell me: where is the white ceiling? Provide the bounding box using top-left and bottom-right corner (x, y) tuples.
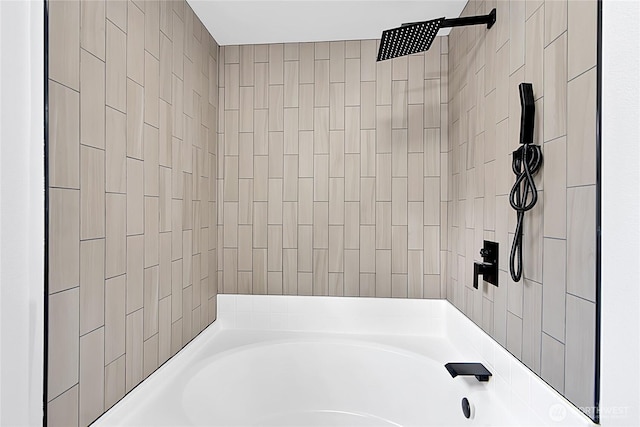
(187, 1), (468, 46)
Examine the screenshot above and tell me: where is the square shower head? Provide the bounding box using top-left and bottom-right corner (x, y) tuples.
(376, 18), (444, 61)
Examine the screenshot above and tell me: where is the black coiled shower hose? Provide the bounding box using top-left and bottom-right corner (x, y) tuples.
(509, 144), (542, 282)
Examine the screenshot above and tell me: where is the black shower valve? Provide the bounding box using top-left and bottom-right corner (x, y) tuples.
(473, 240), (499, 289)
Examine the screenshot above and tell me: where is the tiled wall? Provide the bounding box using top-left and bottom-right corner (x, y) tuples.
(217, 39), (449, 298)
(445, 0), (598, 416)
(46, 0), (218, 425)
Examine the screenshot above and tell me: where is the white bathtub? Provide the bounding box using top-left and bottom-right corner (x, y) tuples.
(95, 296), (594, 426)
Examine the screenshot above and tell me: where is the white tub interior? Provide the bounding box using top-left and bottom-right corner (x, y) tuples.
(94, 296), (594, 427)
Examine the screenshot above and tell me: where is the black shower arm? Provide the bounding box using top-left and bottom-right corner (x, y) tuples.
(402, 8), (496, 30)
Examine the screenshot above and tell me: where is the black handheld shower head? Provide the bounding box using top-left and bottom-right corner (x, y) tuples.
(518, 83), (535, 145)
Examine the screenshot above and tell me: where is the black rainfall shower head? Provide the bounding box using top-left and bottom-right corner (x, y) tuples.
(377, 9), (497, 62)
(376, 18), (444, 62)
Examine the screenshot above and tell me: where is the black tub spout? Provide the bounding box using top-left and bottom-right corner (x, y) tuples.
(445, 363), (492, 382)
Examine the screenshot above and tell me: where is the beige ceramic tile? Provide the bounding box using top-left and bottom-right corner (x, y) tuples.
(238, 179), (253, 224)
(542, 238), (567, 342)
(269, 86), (284, 131)
(360, 226), (376, 273)
(344, 202), (360, 249)
(345, 40), (360, 59)
(391, 274), (408, 298)
(159, 168), (172, 233)
(407, 202), (423, 250)
(299, 84), (314, 130)
(125, 309), (144, 392)
(159, 0), (173, 39)
(49, 81), (80, 189)
(315, 60), (330, 107)
(48, 288), (79, 400)
(283, 249), (298, 295)
(330, 84), (345, 130)
(567, 68), (597, 187)
(313, 202), (329, 249)
(104, 354), (125, 410)
(392, 81), (408, 129)
(423, 226), (440, 274)
(158, 232), (172, 298)
(268, 226), (283, 271)
(329, 178), (344, 226)
(375, 202), (392, 250)
(144, 0), (159, 58)
(269, 132), (284, 178)
(525, 6), (544, 99)
(328, 226), (344, 273)
(376, 154), (392, 201)
(566, 186), (596, 302)
(143, 334), (159, 379)
(343, 153), (361, 203)
(239, 45), (254, 86)
(253, 202), (268, 247)
(564, 295), (596, 409)
(313, 250), (329, 295)
(238, 225), (253, 271)
(49, 0), (80, 90)
(172, 12), (184, 79)
(376, 59), (392, 105)
(127, 79), (144, 159)
(126, 235), (144, 313)
(268, 179), (283, 224)
(543, 33), (567, 142)
(329, 41), (345, 83)
(545, 0), (567, 46)
(360, 40), (376, 81)
(143, 266), (159, 339)
(80, 49), (105, 150)
(541, 333), (565, 393)
(171, 260), (183, 321)
(79, 327), (104, 426)
(374, 251), (392, 297)
(392, 178), (408, 226)
(269, 44), (284, 85)
(49, 188), (80, 293)
(360, 178), (375, 225)
(172, 77), (184, 139)
(80, 146), (105, 241)
(314, 108), (330, 154)
(283, 155), (298, 202)
(360, 273), (376, 297)
(282, 202), (297, 249)
(543, 137), (567, 238)
(80, 239), (104, 335)
(298, 226), (313, 272)
(160, 34), (172, 103)
(344, 250), (360, 296)
(568, 0), (597, 80)
(344, 107), (360, 154)
(127, 2), (144, 84)
(408, 250), (423, 298)
(105, 193), (126, 278)
(144, 52), (160, 127)
(253, 249), (267, 294)
(328, 272), (344, 297)
(407, 105), (424, 153)
(239, 87), (254, 132)
(408, 55), (425, 105)
(424, 80), (440, 128)
(376, 106), (392, 153)
(127, 158), (144, 235)
(105, 107), (127, 193)
(509, 0), (526, 73)
(392, 226), (408, 274)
